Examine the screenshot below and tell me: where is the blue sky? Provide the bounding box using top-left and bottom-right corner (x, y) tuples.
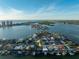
(0, 0), (79, 20)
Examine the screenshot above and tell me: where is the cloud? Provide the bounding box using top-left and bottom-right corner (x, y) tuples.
(0, 3), (79, 20)
(0, 1), (60, 20)
(0, 8), (21, 19)
(0, 5), (56, 20)
(0, 8), (33, 20)
(29, 4), (57, 19)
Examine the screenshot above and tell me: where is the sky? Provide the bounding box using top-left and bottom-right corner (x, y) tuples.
(0, 0), (79, 20)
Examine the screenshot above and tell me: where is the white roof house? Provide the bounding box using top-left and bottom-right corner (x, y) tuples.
(51, 37), (54, 40)
(14, 45), (24, 50)
(43, 48), (48, 51)
(32, 34), (37, 38)
(43, 45), (48, 51)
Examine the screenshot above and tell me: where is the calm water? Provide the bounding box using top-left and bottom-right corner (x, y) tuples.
(0, 23), (79, 41)
(0, 23), (79, 59)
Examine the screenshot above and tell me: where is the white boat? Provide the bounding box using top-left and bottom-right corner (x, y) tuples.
(44, 52), (47, 55)
(56, 52), (61, 56)
(32, 51), (36, 56)
(69, 52), (75, 55)
(62, 52), (66, 56)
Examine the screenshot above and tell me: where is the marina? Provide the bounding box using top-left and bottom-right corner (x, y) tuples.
(0, 31), (78, 56)
(0, 22), (79, 57)
(0, 21), (79, 59)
